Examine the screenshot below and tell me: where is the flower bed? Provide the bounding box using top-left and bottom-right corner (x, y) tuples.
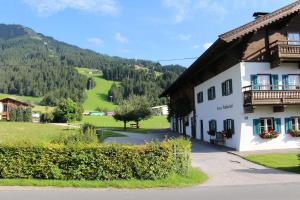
(288, 130), (300, 137)
(259, 130), (279, 139)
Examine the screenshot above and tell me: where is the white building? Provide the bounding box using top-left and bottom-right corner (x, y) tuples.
(161, 2), (300, 151)
(151, 105), (169, 116)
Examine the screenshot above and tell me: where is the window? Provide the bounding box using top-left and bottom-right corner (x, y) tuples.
(251, 74), (279, 90)
(197, 92), (203, 103)
(223, 119), (235, 134)
(260, 118), (274, 133)
(253, 118), (281, 135)
(207, 86), (216, 100)
(288, 32), (300, 45)
(3, 104), (7, 112)
(209, 120), (217, 132)
(291, 117), (300, 131)
(222, 79), (233, 96)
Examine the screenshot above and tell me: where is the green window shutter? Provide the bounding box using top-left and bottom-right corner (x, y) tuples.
(229, 79), (233, 94)
(231, 119), (235, 134)
(271, 75), (279, 90)
(208, 88), (211, 100)
(253, 119), (261, 135)
(223, 120), (227, 131)
(282, 75), (289, 90)
(251, 75), (258, 90)
(212, 87), (216, 99)
(197, 93), (200, 103)
(285, 118), (292, 134)
(222, 82), (225, 96)
(274, 118), (281, 133)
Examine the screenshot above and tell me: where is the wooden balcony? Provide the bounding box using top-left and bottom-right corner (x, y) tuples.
(270, 41), (300, 67)
(243, 85), (300, 112)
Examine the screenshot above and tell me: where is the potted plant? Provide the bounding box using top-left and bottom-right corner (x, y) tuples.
(288, 129), (300, 137)
(259, 130), (279, 139)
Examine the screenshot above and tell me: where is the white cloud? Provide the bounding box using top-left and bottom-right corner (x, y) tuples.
(87, 37), (104, 46)
(24, 0), (120, 16)
(177, 34), (192, 41)
(162, 0), (227, 23)
(203, 42), (213, 50)
(115, 32), (128, 44)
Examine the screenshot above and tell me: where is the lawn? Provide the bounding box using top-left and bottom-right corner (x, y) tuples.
(244, 153), (300, 174)
(0, 122), (77, 145)
(76, 68), (117, 112)
(0, 168), (207, 188)
(79, 115), (169, 131)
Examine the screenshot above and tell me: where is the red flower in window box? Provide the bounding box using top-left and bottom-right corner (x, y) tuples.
(221, 130), (233, 139)
(259, 130), (279, 139)
(288, 130), (300, 137)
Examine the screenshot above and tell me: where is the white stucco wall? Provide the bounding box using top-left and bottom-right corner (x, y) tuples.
(239, 62), (300, 151)
(194, 63), (244, 149)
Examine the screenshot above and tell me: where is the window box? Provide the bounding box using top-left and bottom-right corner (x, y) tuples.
(259, 130), (279, 139)
(221, 129), (233, 139)
(288, 129), (300, 137)
(207, 130), (216, 136)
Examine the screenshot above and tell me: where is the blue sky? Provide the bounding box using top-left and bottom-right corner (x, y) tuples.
(0, 0), (295, 67)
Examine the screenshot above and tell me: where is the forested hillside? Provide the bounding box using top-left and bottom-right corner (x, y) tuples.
(0, 24), (185, 106)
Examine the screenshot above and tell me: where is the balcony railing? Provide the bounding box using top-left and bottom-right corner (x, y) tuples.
(243, 85), (300, 106)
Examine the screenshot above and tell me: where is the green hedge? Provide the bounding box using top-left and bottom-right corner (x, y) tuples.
(0, 138), (191, 180)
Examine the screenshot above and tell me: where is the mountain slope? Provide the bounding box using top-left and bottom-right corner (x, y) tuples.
(0, 24), (186, 106)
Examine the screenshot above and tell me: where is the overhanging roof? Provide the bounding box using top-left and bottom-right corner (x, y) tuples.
(160, 0), (300, 97)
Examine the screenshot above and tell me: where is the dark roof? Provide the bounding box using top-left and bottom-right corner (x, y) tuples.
(160, 1), (300, 97)
(0, 97), (31, 106)
(220, 0), (300, 42)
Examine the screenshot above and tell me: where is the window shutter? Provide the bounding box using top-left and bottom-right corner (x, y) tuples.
(253, 119), (261, 135)
(282, 75), (289, 90)
(229, 79), (233, 94)
(231, 119), (235, 134)
(274, 118), (281, 133)
(271, 75), (279, 90)
(212, 87), (216, 99)
(207, 88), (211, 100)
(285, 118), (292, 134)
(222, 82), (225, 96)
(223, 120), (227, 131)
(251, 75), (258, 90)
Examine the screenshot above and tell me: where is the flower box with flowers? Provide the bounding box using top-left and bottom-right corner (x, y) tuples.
(259, 130), (279, 139)
(288, 129), (300, 137)
(221, 130), (233, 139)
(207, 130), (216, 136)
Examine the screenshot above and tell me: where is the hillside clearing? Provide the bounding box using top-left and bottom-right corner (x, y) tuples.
(76, 68), (117, 112)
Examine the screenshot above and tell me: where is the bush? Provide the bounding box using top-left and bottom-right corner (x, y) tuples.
(40, 112), (54, 123)
(9, 107), (32, 122)
(53, 98), (83, 123)
(52, 123), (98, 145)
(0, 138), (191, 181)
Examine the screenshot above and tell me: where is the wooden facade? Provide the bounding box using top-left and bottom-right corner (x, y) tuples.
(0, 98), (30, 120)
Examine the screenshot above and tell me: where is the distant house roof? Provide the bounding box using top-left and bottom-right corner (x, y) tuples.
(0, 97), (31, 107)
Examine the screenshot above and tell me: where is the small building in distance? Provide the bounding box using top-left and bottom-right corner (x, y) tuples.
(0, 97), (31, 121)
(151, 105), (169, 116)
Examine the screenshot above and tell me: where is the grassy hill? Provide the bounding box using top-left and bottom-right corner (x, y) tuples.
(77, 68), (117, 112)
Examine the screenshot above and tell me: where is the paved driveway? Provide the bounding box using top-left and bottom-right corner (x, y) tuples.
(104, 132), (300, 186)
(192, 141), (300, 186)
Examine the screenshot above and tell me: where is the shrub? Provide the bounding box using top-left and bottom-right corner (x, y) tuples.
(51, 123), (98, 145)
(9, 107), (32, 122)
(0, 138), (191, 181)
(40, 112), (54, 123)
(53, 98), (83, 123)
(288, 130), (300, 137)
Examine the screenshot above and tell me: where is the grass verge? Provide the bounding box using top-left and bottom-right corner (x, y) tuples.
(0, 168), (207, 188)
(244, 153), (300, 174)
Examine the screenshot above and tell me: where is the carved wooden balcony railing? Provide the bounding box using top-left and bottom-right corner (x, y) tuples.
(270, 40), (300, 67)
(243, 85), (300, 106)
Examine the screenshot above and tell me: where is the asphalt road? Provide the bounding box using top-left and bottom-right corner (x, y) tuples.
(0, 183), (299, 200)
